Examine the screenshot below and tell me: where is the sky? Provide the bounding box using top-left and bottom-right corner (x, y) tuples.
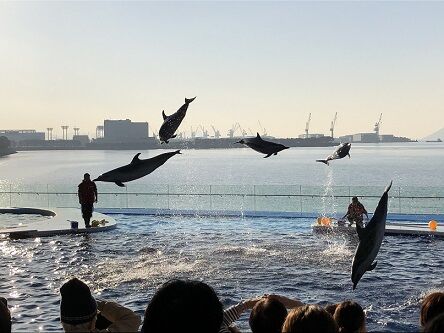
(0, 1), (443, 140)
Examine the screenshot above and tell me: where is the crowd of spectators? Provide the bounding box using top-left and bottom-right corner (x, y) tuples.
(1, 278), (443, 332)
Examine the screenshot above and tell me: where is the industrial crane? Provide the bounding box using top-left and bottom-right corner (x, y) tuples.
(211, 125), (221, 139)
(228, 123), (246, 138)
(374, 113), (383, 136)
(258, 120), (267, 136)
(305, 113), (311, 138)
(330, 112), (337, 138)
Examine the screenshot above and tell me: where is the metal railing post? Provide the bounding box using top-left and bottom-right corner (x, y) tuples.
(210, 185), (213, 210)
(300, 185), (302, 214)
(126, 186), (129, 208)
(167, 185), (170, 210)
(398, 186), (401, 213)
(47, 184), (50, 208)
(253, 185), (256, 211)
(9, 184), (12, 207)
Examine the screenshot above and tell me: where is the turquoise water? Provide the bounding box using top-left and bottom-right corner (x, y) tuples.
(1, 214), (443, 332)
(0, 144), (443, 331)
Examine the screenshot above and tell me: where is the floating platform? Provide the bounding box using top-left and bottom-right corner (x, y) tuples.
(312, 221), (444, 238)
(0, 208), (117, 239)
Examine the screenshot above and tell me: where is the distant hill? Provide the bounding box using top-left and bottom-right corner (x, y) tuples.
(422, 128), (444, 141)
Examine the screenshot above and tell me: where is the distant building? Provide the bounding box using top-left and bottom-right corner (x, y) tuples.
(73, 135), (90, 146)
(0, 130), (45, 146)
(338, 135), (353, 143)
(103, 119), (149, 143)
(352, 133), (379, 143)
(298, 133), (326, 139)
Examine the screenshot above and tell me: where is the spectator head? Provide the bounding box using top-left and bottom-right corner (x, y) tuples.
(0, 297), (11, 333)
(249, 297), (288, 333)
(142, 279), (223, 333)
(60, 278), (97, 332)
(325, 303), (339, 316)
(84, 173), (90, 181)
(420, 292), (444, 328)
(423, 313), (444, 333)
(282, 304), (338, 333)
(333, 301), (366, 333)
(352, 197), (358, 203)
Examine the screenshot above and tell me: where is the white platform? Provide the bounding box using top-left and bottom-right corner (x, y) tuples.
(0, 208), (117, 239)
(312, 221), (444, 238)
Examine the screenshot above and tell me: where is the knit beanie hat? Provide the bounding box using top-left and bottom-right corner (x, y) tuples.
(60, 278), (97, 325)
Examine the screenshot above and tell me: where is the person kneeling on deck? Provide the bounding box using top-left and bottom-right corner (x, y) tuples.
(60, 277), (141, 332)
(78, 173), (98, 228)
(341, 197), (368, 228)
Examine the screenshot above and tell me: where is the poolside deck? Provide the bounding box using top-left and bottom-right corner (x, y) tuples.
(312, 222), (444, 238)
(0, 208), (117, 239)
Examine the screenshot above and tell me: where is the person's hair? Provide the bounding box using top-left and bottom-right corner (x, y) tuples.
(142, 279), (223, 333)
(420, 292), (444, 327)
(249, 298), (287, 333)
(352, 197), (358, 202)
(282, 305), (338, 333)
(333, 301), (365, 333)
(325, 303), (339, 316)
(423, 312), (444, 333)
(84, 173), (90, 180)
(0, 297), (11, 333)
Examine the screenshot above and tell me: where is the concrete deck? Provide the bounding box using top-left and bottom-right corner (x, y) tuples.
(0, 208), (117, 239)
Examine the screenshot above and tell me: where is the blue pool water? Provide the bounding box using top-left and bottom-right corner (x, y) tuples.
(1, 213), (443, 332)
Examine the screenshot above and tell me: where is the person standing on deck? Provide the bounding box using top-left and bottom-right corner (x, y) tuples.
(342, 196), (368, 228)
(78, 173), (98, 228)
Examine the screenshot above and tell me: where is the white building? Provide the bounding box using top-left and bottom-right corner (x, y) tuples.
(0, 130), (45, 144)
(103, 119), (149, 143)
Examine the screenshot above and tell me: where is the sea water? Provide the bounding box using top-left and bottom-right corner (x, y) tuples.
(0, 143), (444, 332)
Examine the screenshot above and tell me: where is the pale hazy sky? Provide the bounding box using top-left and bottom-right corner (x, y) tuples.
(1, 1), (443, 139)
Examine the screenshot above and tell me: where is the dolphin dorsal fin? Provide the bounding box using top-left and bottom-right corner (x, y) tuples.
(256, 132), (261, 139)
(162, 110), (168, 120)
(131, 153), (142, 164)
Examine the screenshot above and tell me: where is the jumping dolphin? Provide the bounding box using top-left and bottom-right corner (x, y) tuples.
(351, 181), (392, 290)
(235, 133), (289, 158)
(94, 150), (181, 187)
(159, 97), (196, 144)
(316, 142), (351, 165)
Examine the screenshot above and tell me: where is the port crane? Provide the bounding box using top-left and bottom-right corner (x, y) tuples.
(211, 125), (221, 139)
(258, 120), (267, 136)
(228, 123), (247, 138)
(305, 113), (311, 138)
(374, 113), (382, 136)
(330, 112), (337, 138)
(197, 125), (209, 138)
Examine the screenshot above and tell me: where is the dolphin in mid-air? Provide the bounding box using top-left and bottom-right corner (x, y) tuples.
(316, 142), (351, 165)
(159, 97), (196, 144)
(351, 181), (392, 290)
(94, 150), (181, 187)
(235, 133), (289, 158)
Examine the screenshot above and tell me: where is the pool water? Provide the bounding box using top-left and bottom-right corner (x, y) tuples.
(0, 214), (443, 332)
(0, 213), (51, 229)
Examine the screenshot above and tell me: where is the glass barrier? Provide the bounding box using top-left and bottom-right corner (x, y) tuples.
(0, 184), (443, 215)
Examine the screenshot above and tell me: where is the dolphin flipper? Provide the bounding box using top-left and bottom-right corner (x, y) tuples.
(264, 153), (273, 158)
(115, 182), (125, 187)
(316, 159), (329, 166)
(171, 134), (177, 139)
(368, 261), (377, 271)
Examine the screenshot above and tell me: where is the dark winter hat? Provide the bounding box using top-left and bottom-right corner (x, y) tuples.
(60, 278), (97, 325)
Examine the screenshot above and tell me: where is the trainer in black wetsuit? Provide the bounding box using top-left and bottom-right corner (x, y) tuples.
(78, 173), (98, 228)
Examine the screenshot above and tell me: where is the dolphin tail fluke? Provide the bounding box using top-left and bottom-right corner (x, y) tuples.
(115, 182), (125, 187)
(185, 96), (196, 104)
(174, 150), (182, 155)
(316, 159), (329, 166)
(348, 153), (351, 158)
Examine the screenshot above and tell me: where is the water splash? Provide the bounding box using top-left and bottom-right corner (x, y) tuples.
(320, 166), (337, 218)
